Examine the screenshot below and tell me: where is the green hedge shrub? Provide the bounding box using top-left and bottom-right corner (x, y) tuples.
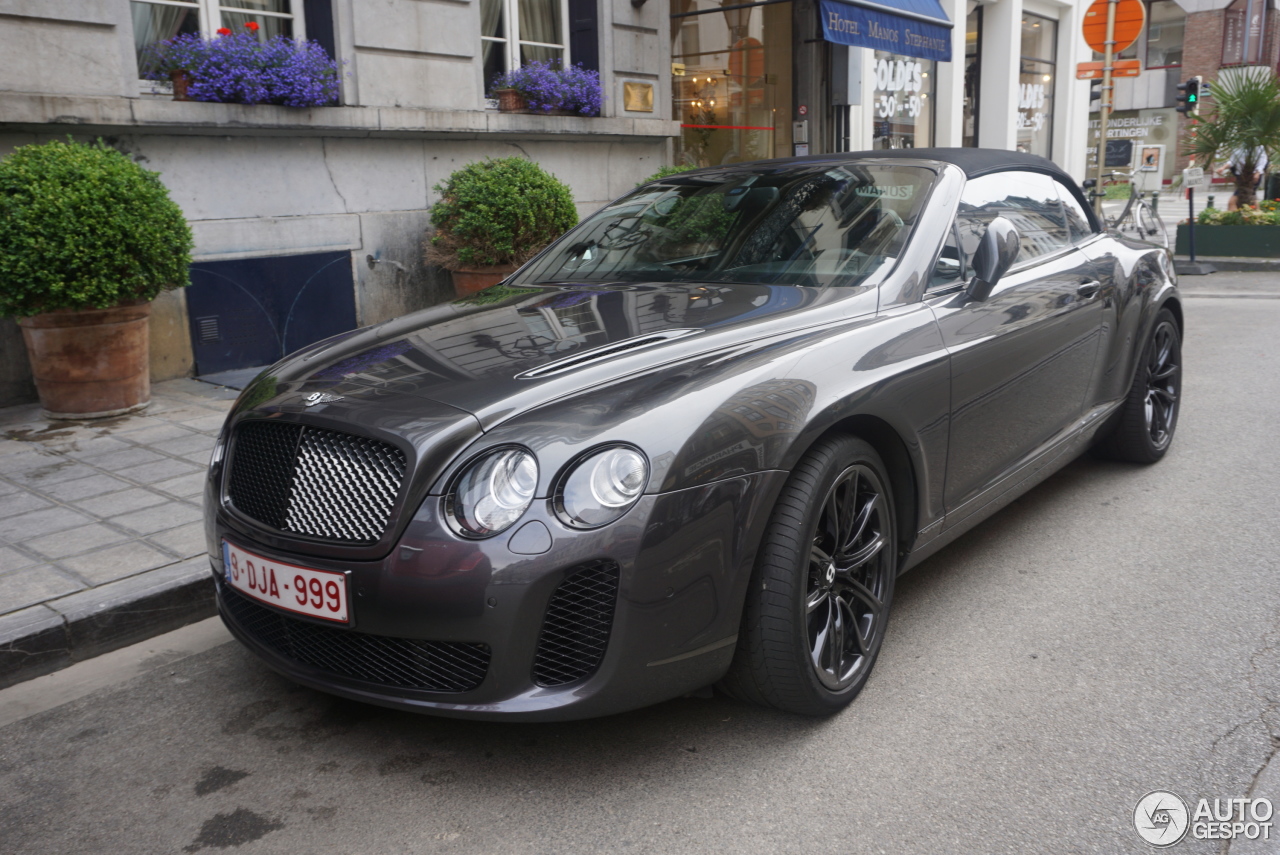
(427, 157), (577, 269)
(0, 140), (193, 317)
(638, 164), (697, 185)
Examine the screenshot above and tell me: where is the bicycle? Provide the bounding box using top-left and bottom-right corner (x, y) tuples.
(1096, 170), (1169, 249)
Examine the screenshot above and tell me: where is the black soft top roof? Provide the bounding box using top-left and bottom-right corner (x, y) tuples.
(841, 147), (1067, 180)
(848, 147), (1101, 231)
(668, 147), (1100, 231)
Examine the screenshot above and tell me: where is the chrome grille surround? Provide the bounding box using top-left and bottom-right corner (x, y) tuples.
(226, 420), (407, 544)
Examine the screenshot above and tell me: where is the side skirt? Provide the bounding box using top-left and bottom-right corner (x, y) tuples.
(899, 398), (1123, 574)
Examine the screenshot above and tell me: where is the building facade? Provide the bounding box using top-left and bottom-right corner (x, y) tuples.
(2, 0), (1099, 407)
(669, 0), (1096, 179)
(1093, 0), (1280, 186)
(0, 0), (676, 404)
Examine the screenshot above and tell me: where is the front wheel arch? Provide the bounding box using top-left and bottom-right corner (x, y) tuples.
(782, 415), (919, 572)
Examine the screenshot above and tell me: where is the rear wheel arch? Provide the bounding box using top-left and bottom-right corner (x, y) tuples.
(1161, 295), (1183, 335)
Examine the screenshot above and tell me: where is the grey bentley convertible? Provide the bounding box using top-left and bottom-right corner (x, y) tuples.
(205, 148), (1181, 720)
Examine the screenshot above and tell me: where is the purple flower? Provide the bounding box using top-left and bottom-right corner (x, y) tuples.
(492, 60), (603, 116)
(141, 33), (341, 108)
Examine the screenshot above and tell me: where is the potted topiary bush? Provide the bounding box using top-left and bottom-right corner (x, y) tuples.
(425, 157), (578, 297)
(0, 140), (194, 418)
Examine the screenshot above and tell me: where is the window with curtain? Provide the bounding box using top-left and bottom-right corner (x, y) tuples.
(130, 0), (304, 77)
(482, 0), (570, 91)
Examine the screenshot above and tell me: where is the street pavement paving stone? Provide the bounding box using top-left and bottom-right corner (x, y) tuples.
(71, 487), (170, 518)
(0, 378), (236, 686)
(23, 524), (130, 560)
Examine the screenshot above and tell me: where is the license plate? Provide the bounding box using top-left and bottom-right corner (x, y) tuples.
(222, 540), (349, 623)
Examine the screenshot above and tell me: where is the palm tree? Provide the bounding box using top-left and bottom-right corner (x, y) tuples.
(1183, 68), (1280, 207)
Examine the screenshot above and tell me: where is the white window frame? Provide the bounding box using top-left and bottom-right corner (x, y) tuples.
(481, 0), (571, 73)
(131, 0), (306, 83)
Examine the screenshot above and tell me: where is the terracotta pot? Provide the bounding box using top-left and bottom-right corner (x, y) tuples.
(450, 266), (516, 297)
(170, 70), (193, 101)
(18, 301), (152, 419)
(494, 89), (527, 112)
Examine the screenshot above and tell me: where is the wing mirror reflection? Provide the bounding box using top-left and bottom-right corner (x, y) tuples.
(966, 216), (1021, 302)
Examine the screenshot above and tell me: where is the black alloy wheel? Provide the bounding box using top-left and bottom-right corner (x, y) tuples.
(720, 435), (897, 716)
(1144, 319), (1179, 450)
(806, 463), (890, 691)
(1093, 307), (1182, 463)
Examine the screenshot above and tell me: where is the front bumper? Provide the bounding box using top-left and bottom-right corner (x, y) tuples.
(210, 469), (786, 721)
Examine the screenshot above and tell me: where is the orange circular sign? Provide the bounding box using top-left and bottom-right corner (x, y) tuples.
(1082, 0), (1147, 54)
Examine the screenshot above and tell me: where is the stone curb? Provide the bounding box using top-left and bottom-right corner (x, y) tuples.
(1173, 255), (1280, 272)
(0, 558), (215, 690)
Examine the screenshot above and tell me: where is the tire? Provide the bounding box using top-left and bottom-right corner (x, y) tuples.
(1092, 308), (1182, 463)
(719, 435), (897, 716)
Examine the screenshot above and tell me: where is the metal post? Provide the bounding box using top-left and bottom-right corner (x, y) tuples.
(1207, 194), (1215, 209)
(1092, 0), (1119, 218)
(1187, 187), (1196, 263)
(1150, 190), (1159, 215)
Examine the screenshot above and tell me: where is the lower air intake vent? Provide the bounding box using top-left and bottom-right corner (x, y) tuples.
(532, 560), (620, 687)
(222, 587), (489, 693)
(226, 420), (407, 544)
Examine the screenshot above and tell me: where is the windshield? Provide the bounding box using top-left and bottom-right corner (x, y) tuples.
(513, 164), (935, 289)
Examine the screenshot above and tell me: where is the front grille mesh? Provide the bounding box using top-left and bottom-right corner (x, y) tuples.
(227, 420), (407, 544)
(222, 587), (490, 693)
(532, 560), (620, 687)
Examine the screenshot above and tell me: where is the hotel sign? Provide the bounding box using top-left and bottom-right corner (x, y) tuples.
(819, 0), (952, 63)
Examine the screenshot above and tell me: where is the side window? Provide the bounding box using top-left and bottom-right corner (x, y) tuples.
(1057, 182), (1096, 242)
(955, 172), (1071, 267)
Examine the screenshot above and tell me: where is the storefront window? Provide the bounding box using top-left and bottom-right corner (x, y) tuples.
(671, 0), (792, 168)
(963, 8), (981, 147)
(1146, 0), (1185, 68)
(872, 52), (935, 149)
(1018, 13), (1056, 158)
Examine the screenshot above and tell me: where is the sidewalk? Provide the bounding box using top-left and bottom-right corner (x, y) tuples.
(0, 379), (236, 688)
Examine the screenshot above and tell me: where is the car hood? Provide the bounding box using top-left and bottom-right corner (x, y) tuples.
(247, 282), (870, 429)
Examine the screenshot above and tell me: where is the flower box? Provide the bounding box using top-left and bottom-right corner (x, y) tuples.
(141, 28), (340, 107)
(1175, 224), (1280, 257)
(490, 60), (602, 117)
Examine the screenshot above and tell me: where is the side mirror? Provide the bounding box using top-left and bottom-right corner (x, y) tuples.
(966, 216), (1021, 302)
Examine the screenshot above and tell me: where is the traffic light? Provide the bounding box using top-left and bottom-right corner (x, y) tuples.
(1090, 79), (1104, 108)
(1175, 76), (1202, 115)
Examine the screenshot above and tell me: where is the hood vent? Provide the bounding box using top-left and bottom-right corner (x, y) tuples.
(516, 329), (703, 379)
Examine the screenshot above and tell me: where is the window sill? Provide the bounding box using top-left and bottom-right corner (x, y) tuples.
(0, 91), (679, 140)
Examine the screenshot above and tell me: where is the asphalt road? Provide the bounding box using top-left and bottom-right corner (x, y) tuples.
(3, 274), (1279, 855)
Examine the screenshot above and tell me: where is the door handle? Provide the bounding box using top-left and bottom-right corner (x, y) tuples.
(1077, 280), (1102, 299)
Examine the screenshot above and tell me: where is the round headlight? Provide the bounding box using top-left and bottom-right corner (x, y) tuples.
(557, 447), (648, 529)
(447, 448), (538, 537)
